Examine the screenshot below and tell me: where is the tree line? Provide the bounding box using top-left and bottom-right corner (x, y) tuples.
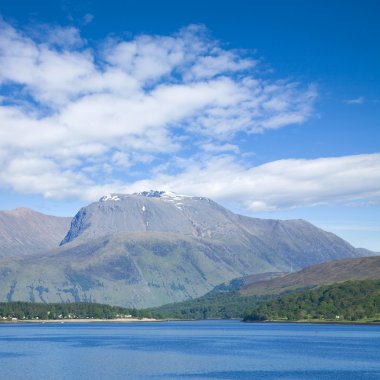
(147, 291), (266, 319)
(0, 301), (151, 320)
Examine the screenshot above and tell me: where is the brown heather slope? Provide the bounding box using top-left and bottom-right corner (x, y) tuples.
(0, 208), (71, 258)
(240, 255), (380, 296)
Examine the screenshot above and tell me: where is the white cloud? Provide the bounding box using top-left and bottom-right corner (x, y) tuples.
(41, 25), (83, 49)
(187, 49), (254, 80)
(122, 153), (380, 212)
(0, 20), (319, 203)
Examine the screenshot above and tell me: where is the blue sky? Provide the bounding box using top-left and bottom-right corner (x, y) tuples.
(0, 0), (379, 250)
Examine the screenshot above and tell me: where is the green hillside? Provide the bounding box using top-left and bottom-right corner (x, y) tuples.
(243, 279), (380, 322)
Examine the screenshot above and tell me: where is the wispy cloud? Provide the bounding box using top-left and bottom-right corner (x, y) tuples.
(83, 13), (94, 25)
(200, 143), (240, 154)
(320, 223), (380, 232)
(344, 96), (365, 105)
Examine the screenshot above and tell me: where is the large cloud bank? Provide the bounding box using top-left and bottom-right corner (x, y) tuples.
(0, 20), (378, 211)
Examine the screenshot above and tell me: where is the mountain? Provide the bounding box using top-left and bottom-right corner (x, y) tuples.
(61, 191), (364, 270)
(0, 191), (374, 307)
(240, 255), (380, 296)
(0, 208), (71, 258)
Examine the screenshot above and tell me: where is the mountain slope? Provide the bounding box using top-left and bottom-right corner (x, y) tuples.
(0, 232), (249, 307)
(240, 255), (380, 296)
(0, 208), (71, 258)
(206, 272), (289, 296)
(235, 216), (362, 268)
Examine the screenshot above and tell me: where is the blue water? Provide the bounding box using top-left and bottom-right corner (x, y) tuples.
(1, 321), (380, 379)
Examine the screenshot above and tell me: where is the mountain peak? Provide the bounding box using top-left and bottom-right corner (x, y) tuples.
(99, 194), (123, 202)
(99, 190), (194, 202)
(135, 190), (192, 200)
(137, 190), (173, 198)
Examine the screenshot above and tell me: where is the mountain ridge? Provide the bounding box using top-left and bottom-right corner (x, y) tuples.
(240, 255), (380, 296)
(0, 207), (71, 258)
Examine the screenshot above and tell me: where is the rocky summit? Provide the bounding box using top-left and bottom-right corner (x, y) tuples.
(0, 191), (373, 308)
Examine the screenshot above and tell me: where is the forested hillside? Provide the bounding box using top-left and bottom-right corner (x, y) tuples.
(244, 280), (380, 322)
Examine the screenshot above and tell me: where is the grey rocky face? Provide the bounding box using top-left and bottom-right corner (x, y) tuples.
(61, 191), (237, 245)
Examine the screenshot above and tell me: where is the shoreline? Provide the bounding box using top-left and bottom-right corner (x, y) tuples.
(244, 320), (380, 326)
(0, 317), (160, 324)
(1, 318), (379, 325)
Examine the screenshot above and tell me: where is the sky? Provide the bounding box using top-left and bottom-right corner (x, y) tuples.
(0, 0), (379, 250)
